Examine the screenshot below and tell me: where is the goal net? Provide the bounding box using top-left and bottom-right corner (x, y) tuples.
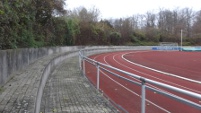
(158, 42), (179, 51)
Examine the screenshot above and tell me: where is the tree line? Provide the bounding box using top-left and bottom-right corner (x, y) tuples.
(1, 0), (201, 49)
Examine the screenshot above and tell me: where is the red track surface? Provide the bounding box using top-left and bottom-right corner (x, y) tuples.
(85, 51), (201, 113)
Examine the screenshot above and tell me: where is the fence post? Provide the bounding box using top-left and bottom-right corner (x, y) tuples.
(96, 62), (100, 90)
(79, 52), (82, 70)
(140, 78), (146, 113)
(82, 58), (86, 76)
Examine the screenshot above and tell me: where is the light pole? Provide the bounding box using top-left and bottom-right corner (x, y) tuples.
(180, 29), (183, 51)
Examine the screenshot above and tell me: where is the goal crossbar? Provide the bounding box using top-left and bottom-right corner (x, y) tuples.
(152, 42), (180, 51)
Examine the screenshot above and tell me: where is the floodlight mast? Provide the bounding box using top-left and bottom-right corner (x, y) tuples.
(181, 29), (183, 51)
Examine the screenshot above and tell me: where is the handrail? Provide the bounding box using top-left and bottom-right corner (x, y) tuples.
(79, 48), (201, 113)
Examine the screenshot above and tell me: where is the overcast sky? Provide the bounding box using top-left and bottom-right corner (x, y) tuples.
(66, 0), (201, 19)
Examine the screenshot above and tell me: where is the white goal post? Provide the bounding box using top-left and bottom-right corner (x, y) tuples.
(158, 42), (179, 51)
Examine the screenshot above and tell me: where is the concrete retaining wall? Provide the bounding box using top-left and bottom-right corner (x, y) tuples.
(0, 46), (152, 86)
(0, 46), (153, 113)
(34, 46), (153, 113)
(0, 46), (84, 86)
(35, 51), (78, 113)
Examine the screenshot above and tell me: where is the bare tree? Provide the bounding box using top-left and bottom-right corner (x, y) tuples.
(192, 10), (201, 35)
(69, 6), (100, 23)
(184, 8), (195, 37)
(145, 12), (156, 28)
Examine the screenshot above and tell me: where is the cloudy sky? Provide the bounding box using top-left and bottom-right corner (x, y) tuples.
(66, 0), (201, 19)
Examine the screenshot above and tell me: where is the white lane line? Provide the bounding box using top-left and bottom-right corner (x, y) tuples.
(111, 52), (201, 104)
(111, 52), (201, 94)
(89, 51), (200, 112)
(92, 51), (201, 94)
(110, 52), (201, 94)
(92, 53), (105, 60)
(122, 52), (201, 85)
(102, 52), (171, 113)
(100, 70), (171, 113)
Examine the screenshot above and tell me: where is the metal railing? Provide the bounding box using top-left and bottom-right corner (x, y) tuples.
(79, 47), (201, 113)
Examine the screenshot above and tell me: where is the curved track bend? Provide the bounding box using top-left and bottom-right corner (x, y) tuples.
(85, 50), (201, 113)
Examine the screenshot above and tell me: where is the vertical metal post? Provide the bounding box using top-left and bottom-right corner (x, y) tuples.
(83, 59), (85, 76)
(96, 62), (100, 90)
(79, 52), (82, 70)
(81, 50), (86, 76)
(181, 29), (183, 51)
(140, 78), (146, 113)
(85, 50), (87, 56)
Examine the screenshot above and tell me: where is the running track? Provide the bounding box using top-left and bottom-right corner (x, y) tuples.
(85, 50), (201, 113)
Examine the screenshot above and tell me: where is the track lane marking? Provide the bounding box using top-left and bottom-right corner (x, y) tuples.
(101, 52), (171, 113)
(100, 70), (171, 113)
(91, 51), (201, 94)
(89, 51), (201, 112)
(110, 52), (201, 105)
(112, 52), (201, 94)
(108, 52), (201, 94)
(122, 52), (201, 85)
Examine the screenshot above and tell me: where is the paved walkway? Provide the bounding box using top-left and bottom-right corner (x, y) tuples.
(40, 56), (118, 113)
(0, 53), (119, 113)
(0, 53), (58, 113)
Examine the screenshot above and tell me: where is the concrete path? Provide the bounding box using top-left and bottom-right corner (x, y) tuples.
(0, 53), (119, 113)
(0, 53), (60, 113)
(40, 56), (119, 113)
